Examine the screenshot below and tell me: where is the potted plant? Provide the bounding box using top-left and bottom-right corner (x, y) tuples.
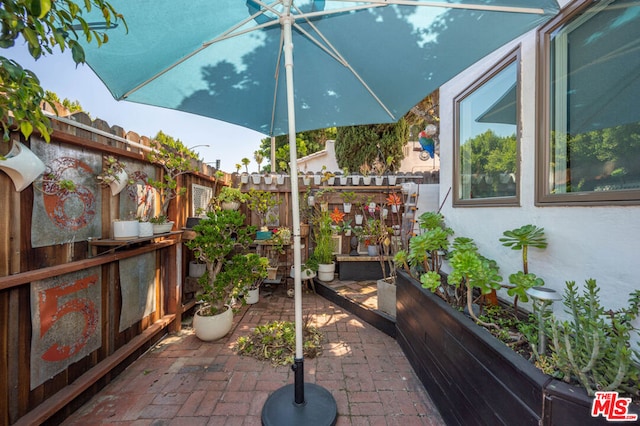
(217, 186), (246, 211)
(96, 155), (131, 196)
(245, 188), (279, 239)
(185, 209), (258, 341)
(360, 162), (372, 185)
(340, 191), (357, 213)
(312, 210), (335, 281)
(244, 255), (269, 305)
(339, 167), (349, 185)
(147, 133), (197, 224)
(372, 158), (386, 185)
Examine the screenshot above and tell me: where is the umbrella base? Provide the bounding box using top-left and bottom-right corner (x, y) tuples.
(261, 383), (337, 426)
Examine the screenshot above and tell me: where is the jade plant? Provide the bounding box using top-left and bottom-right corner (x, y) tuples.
(245, 188), (279, 231)
(185, 209), (264, 316)
(147, 132), (198, 219)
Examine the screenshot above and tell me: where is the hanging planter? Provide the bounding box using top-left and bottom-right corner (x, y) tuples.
(362, 176), (372, 185)
(355, 214), (364, 225)
(374, 176), (384, 186)
(307, 195), (315, 206)
(240, 174), (249, 184)
(343, 202), (352, 213)
(302, 175), (311, 186)
(251, 174), (261, 184)
(339, 176), (349, 185)
(367, 202), (376, 215)
(387, 175), (397, 186)
(276, 174), (285, 185)
(350, 175), (360, 185)
(263, 174), (273, 185)
(313, 174), (322, 185)
(0, 141), (46, 192)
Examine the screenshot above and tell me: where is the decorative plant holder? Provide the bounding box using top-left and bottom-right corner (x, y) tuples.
(313, 174), (322, 185)
(251, 174), (261, 184)
(367, 202), (376, 215)
(0, 141), (46, 192)
(355, 214), (364, 225)
(339, 176), (349, 185)
(193, 307), (233, 342)
(290, 265), (316, 280)
(367, 245), (379, 256)
(302, 175), (311, 186)
(240, 174), (249, 184)
(256, 230), (272, 240)
(276, 175), (285, 185)
(317, 262), (335, 282)
(387, 175), (397, 185)
(108, 169), (129, 196)
(374, 176), (384, 186)
(153, 222), (174, 234)
(189, 261), (206, 278)
(138, 221), (153, 237)
(343, 203), (352, 213)
(263, 175), (273, 185)
(307, 195), (315, 206)
(267, 267), (278, 280)
(113, 220), (139, 240)
(362, 176), (372, 185)
(245, 288), (260, 304)
(221, 201), (240, 211)
(350, 175), (360, 185)
(326, 176), (335, 185)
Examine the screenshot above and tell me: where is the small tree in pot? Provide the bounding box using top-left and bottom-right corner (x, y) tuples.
(185, 209), (260, 340)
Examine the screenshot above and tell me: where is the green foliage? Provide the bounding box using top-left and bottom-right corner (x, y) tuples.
(235, 320), (324, 366)
(0, 0), (125, 141)
(147, 131), (198, 217)
(548, 279), (640, 398)
(245, 188), (279, 229)
(312, 210), (334, 264)
(500, 224), (548, 313)
(185, 210), (259, 315)
(259, 128), (333, 172)
(335, 119), (408, 173)
(216, 186), (246, 204)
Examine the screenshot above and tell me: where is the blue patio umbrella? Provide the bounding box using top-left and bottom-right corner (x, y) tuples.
(78, 1), (559, 423)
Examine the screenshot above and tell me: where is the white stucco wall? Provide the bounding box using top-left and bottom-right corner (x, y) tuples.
(437, 6), (640, 341)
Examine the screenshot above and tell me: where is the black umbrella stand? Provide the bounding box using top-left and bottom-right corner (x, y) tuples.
(261, 14), (337, 426)
(262, 359), (337, 426)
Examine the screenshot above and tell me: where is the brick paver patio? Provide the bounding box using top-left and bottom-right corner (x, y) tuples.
(62, 286), (445, 425)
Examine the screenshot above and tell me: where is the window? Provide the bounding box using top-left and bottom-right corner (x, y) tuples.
(538, 0), (640, 205)
(454, 50), (520, 206)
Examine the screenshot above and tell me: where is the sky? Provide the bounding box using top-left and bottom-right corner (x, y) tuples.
(4, 44), (268, 173)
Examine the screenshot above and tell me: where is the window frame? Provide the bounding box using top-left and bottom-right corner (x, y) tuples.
(453, 47), (522, 208)
(536, 0), (640, 206)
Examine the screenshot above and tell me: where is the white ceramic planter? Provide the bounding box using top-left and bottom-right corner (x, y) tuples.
(245, 288), (260, 304)
(251, 174), (261, 184)
(387, 175), (397, 185)
(263, 175), (273, 185)
(113, 220), (139, 240)
(241, 174), (249, 184)
(193, 307), (233, 341)
(276, 175), (285, 185)
(313, 174), (322, 185)
(153, 221), (174, 234)
(109, 169), (129, 196)
(317, 262), (335, 282)
(289, 265), (316, 280)
(326, 176), (335, 185)
(138, 221), (153, 237)
(0, 141), (46, 192)
(374, 176), (384, 186)
(362, 176), (371, 185)
(350, 175), (360, 185)
(303, 176), (311, 186)
(343, 203), (352, 213)
(355, 214), (364, 225)
(339, 176), (349, 185)
(221, 201), (240, 211)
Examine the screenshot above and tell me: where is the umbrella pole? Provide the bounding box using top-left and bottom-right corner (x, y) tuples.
(262, 9), (337, 425)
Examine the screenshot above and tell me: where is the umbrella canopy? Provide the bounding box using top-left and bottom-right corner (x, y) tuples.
(78, 1), (559, 422)
(79, 0), (558, 137)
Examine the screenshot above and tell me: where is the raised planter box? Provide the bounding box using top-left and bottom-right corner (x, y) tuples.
(395, 270), (638, 425)
(335, 255), (389, 280)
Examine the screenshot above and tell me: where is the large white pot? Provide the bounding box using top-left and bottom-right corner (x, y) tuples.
(377, 278), (396, 317)
(245, 288), (260, 304)
(193, 307), (233, 341)
(317, 262), (335, 282)
(113, 220), (139, 240)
